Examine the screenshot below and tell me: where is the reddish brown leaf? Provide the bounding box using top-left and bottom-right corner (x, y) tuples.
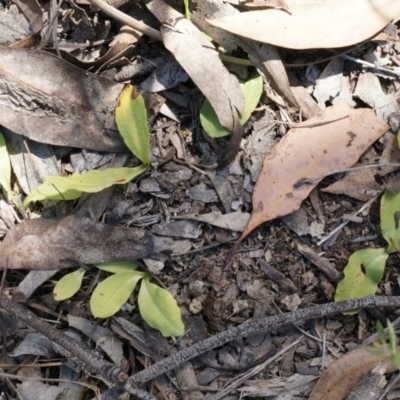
(309, 347), (394, 400)
(226, 101), (389, 267)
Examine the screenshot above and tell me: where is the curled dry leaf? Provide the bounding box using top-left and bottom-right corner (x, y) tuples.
(208, 0), (400, 49)
(226, 101), (389, 267)
(309, 347), (395, 400)
(0, 48), (127, 152)
(146, 0), (244, 166)
(0, 215), (174, 270)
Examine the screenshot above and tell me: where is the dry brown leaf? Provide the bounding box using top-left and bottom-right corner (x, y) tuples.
(309, 347), (395, 400)
(322, 167), (382, 201)
(0, 47), (127, 152)
(226, 101), (389, 266)
(147, 0), (244, 131)
(0, 215), (174, 270)
(208, 0), (400, 49)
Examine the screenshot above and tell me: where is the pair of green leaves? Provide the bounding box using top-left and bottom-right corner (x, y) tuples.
(54, 261), (184, 337)
(23, 84), (150, 208)
(200, 74), (263, 138)
(335, 191), (400, 304)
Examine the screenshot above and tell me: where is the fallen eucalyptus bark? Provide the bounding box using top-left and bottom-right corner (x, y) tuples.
(0, 215), (174, 269)
(0, 47), (128, 152)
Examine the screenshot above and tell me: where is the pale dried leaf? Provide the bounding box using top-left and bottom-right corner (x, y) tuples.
(0, 215), (174, 269)
(147, 0), (244, 131)
(309, 347), (394, 400)
(234, 101), (389, 249)
(241, 0), (291, 12)
(208, 0), (400, 49)
(322, 167), (382, 201)
(0, 47), (127, 152)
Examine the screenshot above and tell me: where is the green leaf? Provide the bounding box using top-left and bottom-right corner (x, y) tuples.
(54, 268), (86, 301)
(200, 74), (263, 138)
(376, 321), (386, 344)
(23, 166), (146, 208)
(95, 261), (139, 273)
(23, 181), (82, 209)
(46, 166), (147, 192)
(138, 277), (184, 337)
(90, 271), (146, 318)
(115, 85), (151, 165)
(335, 248), (388, 307)
(0, 131), (21, 209)
(381, 191), (400, 253)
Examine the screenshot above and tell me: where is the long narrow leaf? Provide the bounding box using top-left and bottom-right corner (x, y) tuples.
(23, 182), (82, 209)
(46, 166), (147, 192)
(23, 165), (146, 208)
(116, 85), (151, 165)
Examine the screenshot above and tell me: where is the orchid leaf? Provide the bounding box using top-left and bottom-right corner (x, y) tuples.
(381, 191), (400, 253)
(54, 268), (86, 301)
(138, 277), (184, 337)
(90, 271), (146, 318)
(95, 261), (139, 273)
(335, 248), (388, 308)
(200, 74), (263, 138)
(116, 84), (151, 165)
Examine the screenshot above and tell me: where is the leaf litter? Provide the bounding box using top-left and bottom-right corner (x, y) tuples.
(1, 0), (400, 398)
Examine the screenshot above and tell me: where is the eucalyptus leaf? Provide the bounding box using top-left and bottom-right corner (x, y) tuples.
(200, 74), (263, 138)
(335, 248), (388, 307)
(381, 191), (400, 253)
(53, 268), (86, 301)
(95, 261), (139, 273)
(138, 277), (184, 337)
(115, 84), (151, 165)
(90, 271), (146, 318)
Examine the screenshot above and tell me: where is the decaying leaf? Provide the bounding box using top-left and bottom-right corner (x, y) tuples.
(381, 191), (400, 253)
(0, 47), (127, 152)
(208, 0), (400, 49)
(146, 0), (244, 165)
(0, 215), (175, 269)
(334, 248), (388, 304)
(322, 167), (382, 201)
(227, 101), (389, 266)
(138, 277), (185, 337)
(115, 85), (151, 165)
(309, 347), (395, 400)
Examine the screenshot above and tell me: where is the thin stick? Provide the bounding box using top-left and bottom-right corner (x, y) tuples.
(85, 0), (162, 41)
(125, 296), (400, 388)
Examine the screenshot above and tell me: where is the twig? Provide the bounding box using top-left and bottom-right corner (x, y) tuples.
(209, 336), (303, 400)
(0, 296), (126, 384)
(341, 54), (400, 77)
(85, 0), (161, 41)
(124, 296), (400, 389)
